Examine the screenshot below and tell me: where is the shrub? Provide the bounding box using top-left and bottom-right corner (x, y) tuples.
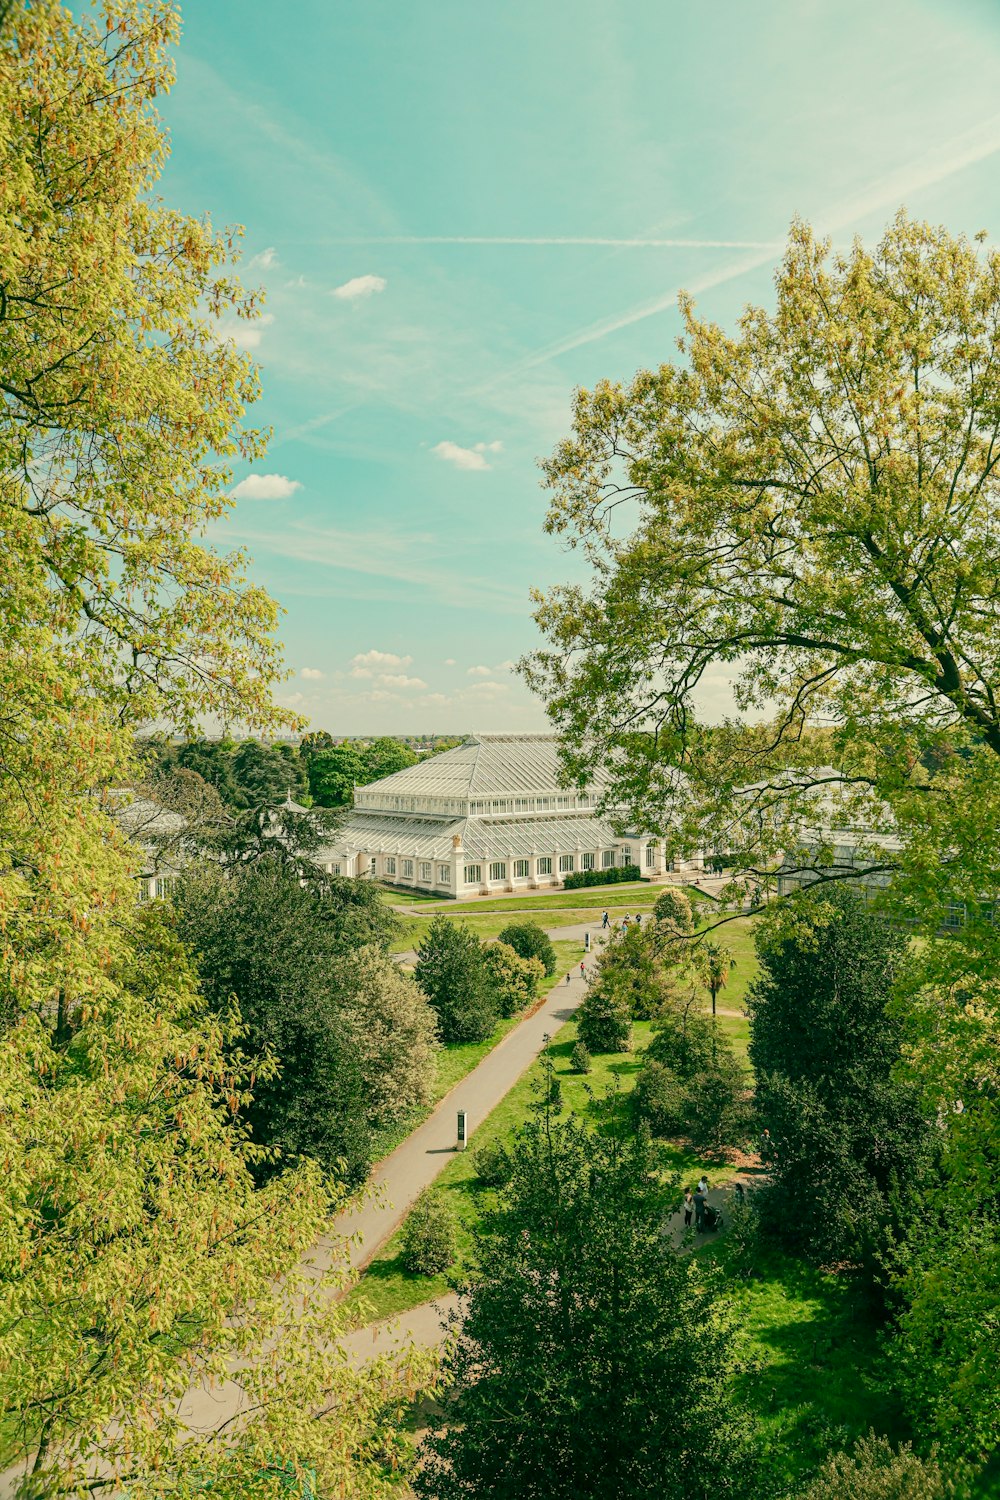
(562, 864), (643, 889)
(498, 921), (557, 977)
(472, 1140), (513, 1189)
(401, 1189), (458, 1276)
(482, 940), (544, 1017)
(415, 916), (498, 1044)
(577, 985), (632, 1054)
(681, 1054), (752, 1159)
(570, 1039), (591, 1074)
(646, 1008), (717, 1077)
(633, 1060), (686, 1137)
(802, 1434), (956, 1499)
(652, 887), (694, 934)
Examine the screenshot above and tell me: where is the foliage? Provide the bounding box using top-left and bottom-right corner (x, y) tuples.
(681, 1054), (753, 1159)
(562, 863), (642, 888)
(646, 1007), (717, 1076)
(497, 921), (557, 977)
(801, 1433), (959, 1500)
(747, 888), (932, 1270)
(576, 984), (632, 1054)
(472, 1140), (513, 1189)
(416, 1079), (757, 1499)
(482, 940), (544, 1017)
(652, 886), (694, 934)
(697, 938), (735, 1015)
(363, 736), (419, 782)
(307, 742), (365, 808)
(0, 2), (431, 1490)
(570, 1039), (592, 1074)
(415, 917), (499, 1045)
(333, 945), (440, 1130)
(175, 862), (368, 1183)
(401, 1190), (458, 1276)
(633, 1059), (686, 1136)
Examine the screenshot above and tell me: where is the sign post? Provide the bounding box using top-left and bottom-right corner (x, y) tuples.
(584, 930), (591, 952)
(457, 1109), (469, 1150)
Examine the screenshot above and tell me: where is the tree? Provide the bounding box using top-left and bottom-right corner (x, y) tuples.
(415, 917), (498, 1045)
(653, 886), (694, 936)
(308, 742), (365, 808)
(334, 944), (440, 1129)
(482, 940), (544, 1017)
(524, 215), (1000, 944)
(746, 887), (932, 1268)
(0, 2), (427, 1490)
(497, 921), (557, 977)
(576, 985), (632, 1054)
(401, 1190), (458, 1276)
(697, 940), (734, 1021)
(230, 740), (308, 809)
(416, 1077), (756, 1499)
(363, 737), (418, 783)
(680, 1053), (752, 1159)
(802, 1434), (959, 1500)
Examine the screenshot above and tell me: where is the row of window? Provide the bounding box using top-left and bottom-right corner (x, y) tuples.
(137, 875), (176, 901)
(462, 847), (654, 884)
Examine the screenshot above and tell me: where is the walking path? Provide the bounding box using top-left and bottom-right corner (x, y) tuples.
(340, 1179), (748, 1366)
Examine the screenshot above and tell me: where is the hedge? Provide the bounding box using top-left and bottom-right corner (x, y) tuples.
(562, 864), (643, 890)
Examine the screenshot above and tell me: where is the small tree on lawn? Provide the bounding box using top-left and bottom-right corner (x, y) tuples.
(802, 1434), (957, 1500)
(681, 1052), (752, 1160)
(483, 940), (544, 1017)
(497, 921), (557, 977)
(415, 916), (498, 1044)
(402, 1190), (458, 1276)
(417, 1071), (757, 1499)
(577, 984), (632, 1054)
(697, 939), (735, 1020)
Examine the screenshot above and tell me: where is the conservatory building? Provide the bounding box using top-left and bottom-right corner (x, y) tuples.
(315, 732), (702, 900)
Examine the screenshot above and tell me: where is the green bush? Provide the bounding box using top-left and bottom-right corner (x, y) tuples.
(802, 1434), (958, 1499)
(482, 939), (544, 1016)
(472, 1139), (513, 1189)
(562, 864), (643, 889)
(401, 1189), (458, 1276)
(497, 921), (557, 977)
(646, 1009), (717, 1078)
(415, 916), (498, 1044)
(570, 1039), (591, 1074)
(681, 1054), (752, 1159)
(577, 986), (632, 1054)
(633, 1060), (686, 1136)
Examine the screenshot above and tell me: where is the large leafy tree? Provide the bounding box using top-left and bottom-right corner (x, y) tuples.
(0, 3), (428, 1492)
(414, 917), (498, 1045)
(308, 741), (366, 807)
(746, 887), (931, 1270)
(417, 1079), (756, 1499)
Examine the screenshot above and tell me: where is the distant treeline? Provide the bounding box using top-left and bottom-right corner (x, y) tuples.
(140, 732), (463, 810)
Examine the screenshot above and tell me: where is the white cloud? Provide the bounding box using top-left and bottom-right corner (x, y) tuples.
(364, 689), (398, 703)
(300, 667), (324, 680)
(432, 439), (501, 472)
(349, 648), (413, 680)
(249, 246), (278, 269)
(231, 472), (302, 501)
(465, 679), (510, 696)
(281, 691), (306, 707)
(467, 664), (492, 677)
(443, 658), (456, 667)
(422, 692), (450, 707)
(495, 659), (516, 672)
(217, 312), (275, 350)
(332, 273), (387, 301)
(378, 673), (427, 689)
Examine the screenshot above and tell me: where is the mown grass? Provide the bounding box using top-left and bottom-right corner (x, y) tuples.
(346, 1015), (740, 1325)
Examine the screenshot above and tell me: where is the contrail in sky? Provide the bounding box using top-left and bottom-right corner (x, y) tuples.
(324, 236), (784, 249)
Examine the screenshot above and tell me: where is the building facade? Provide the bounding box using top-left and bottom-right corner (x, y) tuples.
(316, 732), (702, 898)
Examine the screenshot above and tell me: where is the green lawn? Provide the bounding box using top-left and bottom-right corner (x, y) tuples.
(438, 881), (660, 913)
(347, 1015), (736, 1326)
(711, 1238), (909, 1491)
(390, 908), (609, 956)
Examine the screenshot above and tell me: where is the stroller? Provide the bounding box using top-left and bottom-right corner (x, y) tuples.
(702, 1203), (724, 1233)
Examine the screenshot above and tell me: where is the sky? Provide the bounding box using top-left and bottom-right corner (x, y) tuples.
(159, 0), (1000, 735)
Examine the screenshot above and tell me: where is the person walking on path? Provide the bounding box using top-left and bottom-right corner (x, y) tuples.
(683, 1189), (694, 1229)
(602, 910), (609, 929)
(579, 960), (586, 980)
(635, 912), (642, 927)
(566, 971), (572, 985)
(694, 1184), (707, 1232)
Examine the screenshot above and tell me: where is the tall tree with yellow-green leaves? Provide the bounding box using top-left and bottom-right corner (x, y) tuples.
(0, 4), (429, 1496)
(524, 214), (1000, 1470)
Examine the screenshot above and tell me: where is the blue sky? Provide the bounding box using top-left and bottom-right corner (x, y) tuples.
(160, 0), (1000, 734)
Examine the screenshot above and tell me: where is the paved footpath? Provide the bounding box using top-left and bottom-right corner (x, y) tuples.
(316, 958), (593, 1276)
(340, 1180), (747, 1366)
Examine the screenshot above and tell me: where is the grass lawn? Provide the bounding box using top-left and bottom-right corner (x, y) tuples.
(375, 885), (445, 906)
(438, 881), (661, 913)
(347, 1016), (732, 1326)
(709, 1237), (909, 1491)
(389, 909), (610, 956)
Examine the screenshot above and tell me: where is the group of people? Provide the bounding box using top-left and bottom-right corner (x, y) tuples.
(682, 1176), (747, 1233)
(600, 910), (644, 932)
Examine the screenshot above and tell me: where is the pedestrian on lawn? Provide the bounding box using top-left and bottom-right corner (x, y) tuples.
(697, 1175), (709, 1196)
(760, 1127), (774, 1164)
(734, 1181), (746, 1207)
(683, 1189), (694, 1229)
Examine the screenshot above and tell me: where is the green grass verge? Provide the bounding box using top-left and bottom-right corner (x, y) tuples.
(346, 1017), (731, 1326)
(710, 1237), (909, 1491)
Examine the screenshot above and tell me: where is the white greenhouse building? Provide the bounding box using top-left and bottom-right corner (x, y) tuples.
(316, 732), (702, 900)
